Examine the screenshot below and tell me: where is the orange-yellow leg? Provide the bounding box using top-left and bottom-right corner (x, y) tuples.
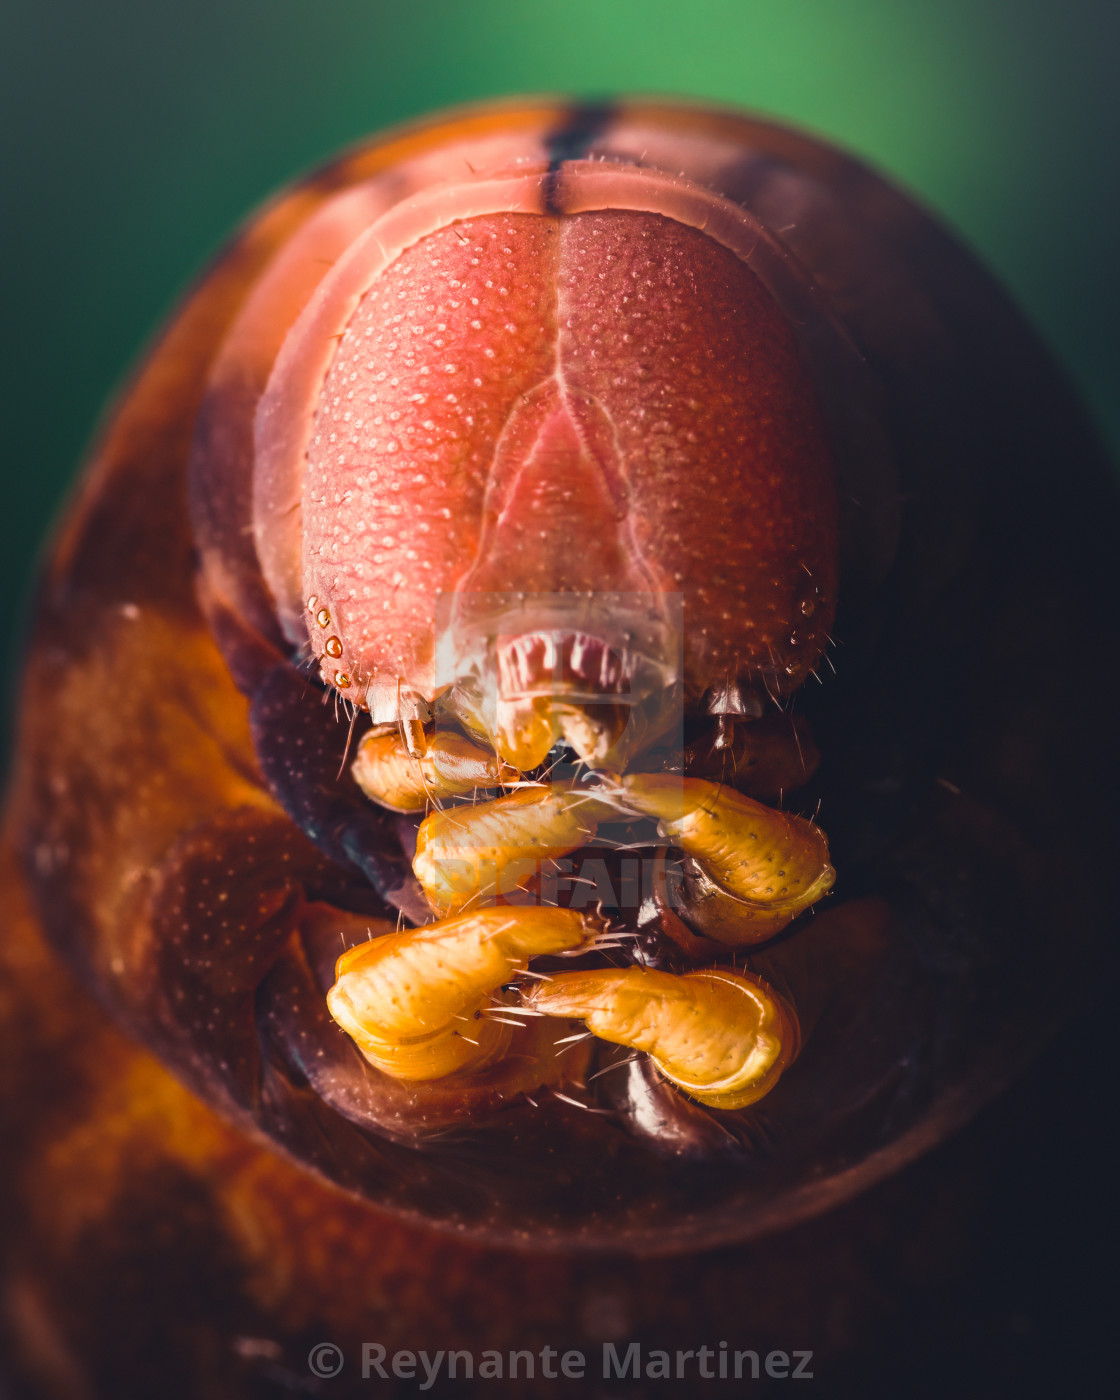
(327, 905), (603, 1079)
(351, 726), (518, 812)
(334, 734), (833, 1112)
(411, 784), (624, 917)
(525, 966), (799, 1110)
(622, 774), (834, 944)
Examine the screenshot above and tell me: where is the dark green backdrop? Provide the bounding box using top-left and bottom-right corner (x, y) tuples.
(3, 0), (1117, 726)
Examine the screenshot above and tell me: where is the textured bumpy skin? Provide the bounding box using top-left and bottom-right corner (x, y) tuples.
(4, 100), (1118, 1269)
(296, 210), (836, 703)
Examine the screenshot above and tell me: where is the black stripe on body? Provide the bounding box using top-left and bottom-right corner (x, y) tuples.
(542, 100), (617, 213)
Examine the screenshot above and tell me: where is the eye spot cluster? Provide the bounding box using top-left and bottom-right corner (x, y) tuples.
(306, 595), (354, 691)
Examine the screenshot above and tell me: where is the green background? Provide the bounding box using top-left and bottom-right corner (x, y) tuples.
(2, 0), (1117, 728)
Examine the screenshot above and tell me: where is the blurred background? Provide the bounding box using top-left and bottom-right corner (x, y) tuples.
(2, 0), (1117, 721)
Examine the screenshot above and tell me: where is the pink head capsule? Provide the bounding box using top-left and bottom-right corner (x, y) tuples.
(252, 161), (840, 755)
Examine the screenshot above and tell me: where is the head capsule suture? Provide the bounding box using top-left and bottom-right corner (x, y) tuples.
(252, 160), (842, 762)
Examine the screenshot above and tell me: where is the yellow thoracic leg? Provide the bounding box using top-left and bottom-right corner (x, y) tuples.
(327, 905), (604, 1080)
(351, 727), (519, 812)
(524, 965), (799, 1110)
(412, 784), (624, 918)
(621, 774), (834, 944)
